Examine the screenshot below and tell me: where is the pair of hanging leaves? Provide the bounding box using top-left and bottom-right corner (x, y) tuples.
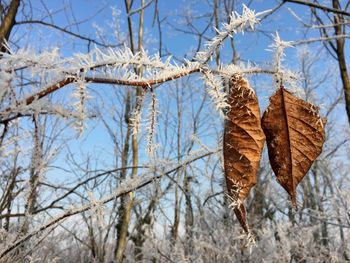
(223, 74), (326, 234)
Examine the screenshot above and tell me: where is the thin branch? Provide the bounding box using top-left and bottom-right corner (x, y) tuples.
(129, 0), (154, 16)
(291, 34), (350, 45)
(84, 68), (200, 86)
(284, 0), (350, 16)
(324, 139), (349, 159)
(288, 7), (350, 28)
(203, 191), (224, 206)
(15, 20), (119, 48)
(35, 165), (148, 215)
(259, 1), (285, 21)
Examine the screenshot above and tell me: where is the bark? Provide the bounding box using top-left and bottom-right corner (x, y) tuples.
(0, 166), (20, 232)
(0, 0), (20, 52)
(285, 0), (350, 16)
(250, 168), (265, 229)
(114, 91), (132, 263)
(213, 0), (220, 65)
(332, 0), (350, 125)
(132, 196), (156, 261)
(184, 174), (194, 256)
(170, 84), (183, 247)
(13, 116), (42, 260)
(115, 1), (145, 262)
(22, 117), (42, 234)
(115, 193), (134, 263)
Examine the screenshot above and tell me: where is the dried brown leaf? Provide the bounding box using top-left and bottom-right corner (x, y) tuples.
(223, 75), (265, 233)
(261, 87), (326, 209)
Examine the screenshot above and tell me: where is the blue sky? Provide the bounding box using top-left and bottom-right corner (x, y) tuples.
(13, 0), (316, 57)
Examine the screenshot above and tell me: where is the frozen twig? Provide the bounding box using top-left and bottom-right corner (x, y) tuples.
(146, 90), (158, 157)
(202, 70), (230, 115)
(268, 33), (295, 88)
(195, 5), (270, 64)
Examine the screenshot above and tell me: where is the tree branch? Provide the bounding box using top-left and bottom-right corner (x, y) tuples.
(283, 0), (350, 16)
(0, 67), (201, 124)
(0, 0), (20, 52)
(291, 34), (350, 45)
(15, 20), (119, 48)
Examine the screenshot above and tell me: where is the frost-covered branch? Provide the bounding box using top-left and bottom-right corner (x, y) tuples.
(217, 64), (277, 76)
(202, 70), (230, 115)
(0, 148), (218, 259)
(146, 90), (158, 157)
(195, 5), (269, 63)
(0, 65), (201, 124)
(269, 33), (295, 88)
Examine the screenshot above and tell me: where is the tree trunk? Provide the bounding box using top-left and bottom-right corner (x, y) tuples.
(114, 91), (132, 263)
(115, 1), (145, 261)
(0, 0), (20, 52)
(332, 0), (350, 125)
(22, 117), (42, 235)
(184, 174), (194, 257)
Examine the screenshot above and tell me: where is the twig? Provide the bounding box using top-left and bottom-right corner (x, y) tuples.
(15, 20), (119, 48)
(129, 0), (154, 16)
(284, 0), (350, 16)
(291, 34), (350, 45)
(288, 7), (350, 29)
